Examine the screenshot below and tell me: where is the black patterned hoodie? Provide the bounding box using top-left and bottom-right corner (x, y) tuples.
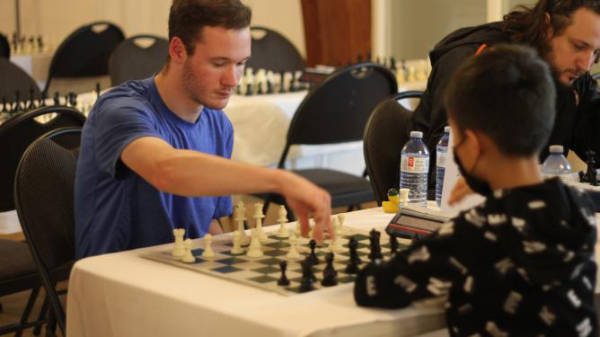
(354, 178), (597, 337)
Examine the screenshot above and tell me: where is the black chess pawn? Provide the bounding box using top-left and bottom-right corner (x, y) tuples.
(298, 259), (315, 293)
(586, 150), (598, 186)
(366, 51), (372, 63)
(277, 260), (290, 286)
(368, 229), (383, 262)
(321, 253), (338, 287)
(13, 91), (23, 113)
(39, 92), (47, 107)
(390, 57), (397, 72)
(68, 92), (77, 107)
(345, 237), (361, 274)
(1, 97), (7, 113)
(266, 79), (273, 94)
(256, 82), (263, 95)
(26, 87), (37, 110)
(279, 71), (286, 93)
(37, 35), (44, 51)
(307, 239), (319, 265)
(53, 92), (60, 106)
(289, 73), (298, 92)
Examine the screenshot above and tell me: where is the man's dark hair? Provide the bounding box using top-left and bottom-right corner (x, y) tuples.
(444, 44), (556, 156)
(168, 0), (251, 55)
(503, 0), (600, 56)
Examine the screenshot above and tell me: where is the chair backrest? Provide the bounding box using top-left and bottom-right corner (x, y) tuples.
(0, 58), (41, 103)
(109, 34), (169, 86)
(246, 26), (306, 73)
(0, 106), (86, 212)
(278, 63), (397, 167)
(43, 21), (125, 94)
(0, 33), (9, 59)
(363, 91), (423, 204)
(14, 127), (81, 333)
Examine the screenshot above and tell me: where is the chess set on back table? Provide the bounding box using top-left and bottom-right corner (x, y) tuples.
(142, 202), (408, 296)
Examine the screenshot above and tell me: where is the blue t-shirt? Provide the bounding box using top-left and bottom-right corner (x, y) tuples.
(75, 77), (233, 259)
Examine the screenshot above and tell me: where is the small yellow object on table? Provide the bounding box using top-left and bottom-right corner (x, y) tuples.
(382, 188), (400, 213)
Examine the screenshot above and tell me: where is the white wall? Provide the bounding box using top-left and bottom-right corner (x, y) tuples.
(0, 0), (305, 56)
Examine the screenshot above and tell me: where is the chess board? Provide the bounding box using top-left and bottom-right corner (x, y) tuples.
(142, 228), (407, 296)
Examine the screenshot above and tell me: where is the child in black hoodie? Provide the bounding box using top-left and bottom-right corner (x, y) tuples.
(354, 44), (597, 337)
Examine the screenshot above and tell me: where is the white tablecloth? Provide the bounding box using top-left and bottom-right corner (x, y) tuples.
(66, 208), (446, 337)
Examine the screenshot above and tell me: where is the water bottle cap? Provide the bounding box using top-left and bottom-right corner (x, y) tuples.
(410, 131), (423, 138)
(549, 145), (563, 153)
(444, 126), (450, 133)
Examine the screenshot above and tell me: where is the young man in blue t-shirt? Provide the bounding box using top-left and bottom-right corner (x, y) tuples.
(75, 0), (333, 259)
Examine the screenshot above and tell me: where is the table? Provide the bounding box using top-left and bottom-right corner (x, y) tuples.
(9, 51), (53, 89)
(66, 208), (446, 337)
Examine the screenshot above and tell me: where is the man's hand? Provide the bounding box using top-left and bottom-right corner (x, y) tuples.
(277, 171), (333, 243)
(448, 177), (473, 205)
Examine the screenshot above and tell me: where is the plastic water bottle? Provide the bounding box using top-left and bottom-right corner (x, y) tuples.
(541, 145), (572, 180)
(400, 131), (429, 206)
(435, 126), (450, 206)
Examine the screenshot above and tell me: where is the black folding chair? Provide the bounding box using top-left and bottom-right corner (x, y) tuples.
(0, 33), (9, 59)
(0, 58), (41, 104)
(43, 21), (125, 95)
(363, 91), (423, 205)
(109, 34), (169, 86)
(14, 127), (83, 335)
(0, 106), (86, 212)
(246, 26), (305, 72)
(262, 63), (398, 219)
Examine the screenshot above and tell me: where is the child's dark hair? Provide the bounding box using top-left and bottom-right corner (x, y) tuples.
(444, 44), (556, 156)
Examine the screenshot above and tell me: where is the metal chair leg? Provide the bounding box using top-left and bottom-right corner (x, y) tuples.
(15, 287), (41, 337)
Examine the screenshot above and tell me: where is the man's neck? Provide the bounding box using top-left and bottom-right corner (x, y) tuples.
(483, 156), (543, 191)
(154, 70), (203, 123)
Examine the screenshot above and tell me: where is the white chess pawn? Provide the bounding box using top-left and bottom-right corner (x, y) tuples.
(201, 233), (215, 258)
(276, 205), (289, 238)
(328, 232), (344, 253)
(337, 214), (348, 234)
(231, 231), (244, 255)
(246, 229), (264, 258)
(399, 188), (410, 206)
(286, 232), (301, 260)
(253, 203), (268, 243)
(235, 202), (250, 245)
(172, 228), (185, 258)
(407, 66), (417, 82)
(181, 239), (195, 263)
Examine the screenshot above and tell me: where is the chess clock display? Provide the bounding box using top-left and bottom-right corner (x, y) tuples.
(385, 207), (448, 240)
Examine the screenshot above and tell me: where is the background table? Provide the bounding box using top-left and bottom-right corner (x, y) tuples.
(66, 208), (447, 337)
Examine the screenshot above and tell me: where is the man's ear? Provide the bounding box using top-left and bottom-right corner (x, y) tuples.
(169, 37), (188, 65)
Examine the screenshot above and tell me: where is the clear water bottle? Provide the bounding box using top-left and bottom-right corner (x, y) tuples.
(400, 131), (429, 205)
(435, 126), (450, 206)
(541, 145), (572, 180)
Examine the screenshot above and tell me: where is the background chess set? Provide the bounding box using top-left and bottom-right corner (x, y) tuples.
(142, 225), (406, 297)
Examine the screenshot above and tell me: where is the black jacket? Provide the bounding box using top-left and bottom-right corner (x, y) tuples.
(355, 178), (597, 336)
(411, 22), (600, 198)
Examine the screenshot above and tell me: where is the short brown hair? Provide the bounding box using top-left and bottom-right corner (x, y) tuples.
(168, 0), (252, 55)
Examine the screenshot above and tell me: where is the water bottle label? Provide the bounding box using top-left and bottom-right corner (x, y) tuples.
(436, 151), (448, 168)
(401, 156), (429, 173)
